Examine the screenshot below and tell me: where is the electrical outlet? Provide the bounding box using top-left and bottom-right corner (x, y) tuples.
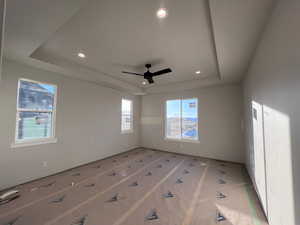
(43, 161), (48, 167)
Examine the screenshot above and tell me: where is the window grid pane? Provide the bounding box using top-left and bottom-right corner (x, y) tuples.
(17, 112), (53, 140)
(18, 80), (55, 111)
(182, 98), (198, 140)
(166, 99), (181, 139)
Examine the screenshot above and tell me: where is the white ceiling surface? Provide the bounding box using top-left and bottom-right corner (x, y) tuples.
(209, 0), (274, 84)
(32, 0), (219, 87)
(3, 0), (274, 94)
(4, 0), (86, 57)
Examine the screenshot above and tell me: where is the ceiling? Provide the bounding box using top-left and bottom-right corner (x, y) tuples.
(3, 0), (275, 94)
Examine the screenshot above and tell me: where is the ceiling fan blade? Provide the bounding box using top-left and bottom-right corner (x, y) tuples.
(152, 68), (172, 76)
(147, 77), (154, 84)
(122, 71), (144, 76)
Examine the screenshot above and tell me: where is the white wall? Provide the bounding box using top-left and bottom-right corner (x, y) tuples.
(0, 0), (5, 79)
(0, 60), (140, 190)
(141, 84), (244, 163)
(243, 0), (300, 224)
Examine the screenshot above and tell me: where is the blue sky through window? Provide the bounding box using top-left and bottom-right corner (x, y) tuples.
(40, 84), (56, 94)
(182, 99), (197, 118)
(166, 99), (197, 118)
(166, 100), (180, 118)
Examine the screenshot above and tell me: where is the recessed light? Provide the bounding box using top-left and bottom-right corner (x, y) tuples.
(142, 80), (147, 85)
(156, 8), (168, 19)
(78, 52), (86, 58)
(195, 70), (201, 74)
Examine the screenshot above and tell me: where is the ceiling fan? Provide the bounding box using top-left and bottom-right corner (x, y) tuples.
(122, 64), (172, 84)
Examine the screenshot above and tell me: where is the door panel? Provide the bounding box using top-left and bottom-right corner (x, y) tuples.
(252, 101), (268, 215)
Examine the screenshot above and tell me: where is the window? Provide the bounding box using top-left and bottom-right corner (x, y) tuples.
(165, 98), (198, 141)
(121, 99), (133, 133)
(14, 79), (57, 147)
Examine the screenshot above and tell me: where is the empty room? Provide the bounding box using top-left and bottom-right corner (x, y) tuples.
(0, 0), (299, 225)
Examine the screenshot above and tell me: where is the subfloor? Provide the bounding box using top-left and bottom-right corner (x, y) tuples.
(0, 148), (268, 225)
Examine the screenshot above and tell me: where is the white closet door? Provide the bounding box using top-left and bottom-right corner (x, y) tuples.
(252, 101), (268, 215)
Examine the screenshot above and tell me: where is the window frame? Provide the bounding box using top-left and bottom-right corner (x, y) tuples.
(164, 97), (199, 143)
(121, 98), (133, 134)
(12, 78), (58, 148)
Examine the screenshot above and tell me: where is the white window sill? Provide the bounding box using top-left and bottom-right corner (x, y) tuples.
(121, 130), (134, 134)
(11, 138), (58, 149)
(164, 137), (200, 144)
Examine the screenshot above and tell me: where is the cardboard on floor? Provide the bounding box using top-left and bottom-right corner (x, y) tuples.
(0, 148), (268, 225)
